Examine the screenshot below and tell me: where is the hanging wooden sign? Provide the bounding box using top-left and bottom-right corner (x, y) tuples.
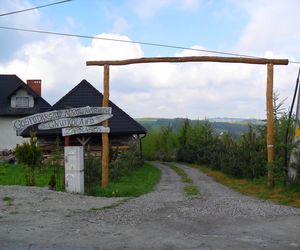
(38, 114), (113, 130)
(12, 106), (112, 131)
(62, 126), (110, 137)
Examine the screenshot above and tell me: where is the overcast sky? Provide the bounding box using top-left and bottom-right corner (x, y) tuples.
(1, 0), (299, 119)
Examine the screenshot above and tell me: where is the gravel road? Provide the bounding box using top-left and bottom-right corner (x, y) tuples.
(1, 162), (300, 250)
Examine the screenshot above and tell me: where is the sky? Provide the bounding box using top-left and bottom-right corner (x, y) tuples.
(1, 0), (300, 119)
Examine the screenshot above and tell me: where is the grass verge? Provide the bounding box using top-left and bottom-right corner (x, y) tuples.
(192, 164), (300, 208)
(0, 162), (161, 198)
(86, 162), (161, 197)
(3, 196), (14, 206)
(184, 185), (199, 196)
(89, 198), (131, 212)
(164, 162), (192, 183)
(0, 163), (64, 190)
(164, 162), (199, 197)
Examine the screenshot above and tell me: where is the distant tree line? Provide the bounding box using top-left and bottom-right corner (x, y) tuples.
(137, 117), (254, 138)
(142, 115), (299, 185)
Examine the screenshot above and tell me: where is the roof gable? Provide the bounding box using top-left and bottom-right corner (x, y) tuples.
(50, 79), (146, 135)
(0, 75), (51, 116)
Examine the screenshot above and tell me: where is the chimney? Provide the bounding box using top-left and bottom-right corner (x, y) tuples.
(26, 79), (41, 96)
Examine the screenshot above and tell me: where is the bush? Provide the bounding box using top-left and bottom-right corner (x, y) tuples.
(109, 143), (143, 181)
(14, 131), (42, 186)
(142, 126), (178, 161)
(84, 143), (143, 195)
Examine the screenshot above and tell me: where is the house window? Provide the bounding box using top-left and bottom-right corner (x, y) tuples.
(16, 96), (29, 108)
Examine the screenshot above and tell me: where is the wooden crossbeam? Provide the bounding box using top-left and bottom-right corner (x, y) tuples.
(87, 56), (289, 66)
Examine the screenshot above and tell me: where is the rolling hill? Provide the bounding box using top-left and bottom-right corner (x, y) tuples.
(135, 117), (264, 137)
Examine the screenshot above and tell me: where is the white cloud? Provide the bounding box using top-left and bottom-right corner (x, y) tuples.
(1, 0), (299, 120)
(86, 33), (144, 60)
(234, 0), (300, 116)
(130, 0), (201, 18)
(0, 0), (41, 61)
(236, 0), (300, 57)
(2, 29), (297, 119)
(1, 33), (144, 105)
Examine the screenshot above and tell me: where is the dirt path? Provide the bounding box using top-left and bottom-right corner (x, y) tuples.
(1, 162), (300, 249)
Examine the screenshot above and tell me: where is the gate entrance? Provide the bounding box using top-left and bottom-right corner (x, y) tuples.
(86, 55), (289, 187)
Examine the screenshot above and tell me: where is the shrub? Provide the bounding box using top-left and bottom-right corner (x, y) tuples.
(84, 142), (143, 195)
(110, 143), (143, 181)
(142, 126), (178, 161)
(14, 131), (42, 186)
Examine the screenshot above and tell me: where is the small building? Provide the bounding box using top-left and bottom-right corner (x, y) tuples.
(0, 75), (50, 150)
(21, 79), (146, 156)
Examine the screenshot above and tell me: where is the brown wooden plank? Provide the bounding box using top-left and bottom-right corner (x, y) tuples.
(87, 56), (289, 66)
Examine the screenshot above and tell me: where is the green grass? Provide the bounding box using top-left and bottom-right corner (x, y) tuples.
(164, 162), (192, 183)
(0, 162), (161, 198)
(0, 164), (27, 185)
(0, 163), (64, 190)
(192, 164), (300, 208)
(184, 185), (199, 196)
(89, 198), (131, 211)
(86, 162), (161, 197)
(164, 162), (199, 197)
(3, 196), (14, 206)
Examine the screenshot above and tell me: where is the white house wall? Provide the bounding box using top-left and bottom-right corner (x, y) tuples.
(0, 117), (29, 150)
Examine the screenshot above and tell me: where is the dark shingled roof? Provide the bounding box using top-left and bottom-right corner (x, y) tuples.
(23, 79), (146, 136)
(0, 74), (51, 116)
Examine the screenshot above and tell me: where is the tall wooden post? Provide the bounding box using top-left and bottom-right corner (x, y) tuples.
(102, 64), (110, 187)
(64, 136), (70, 146)
(266, 63), (274, 187)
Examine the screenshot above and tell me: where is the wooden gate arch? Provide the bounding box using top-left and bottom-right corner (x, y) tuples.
(86, 56), (289, 188)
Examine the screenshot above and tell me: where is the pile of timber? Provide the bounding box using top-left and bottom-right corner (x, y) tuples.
(0, 149), (15, 163)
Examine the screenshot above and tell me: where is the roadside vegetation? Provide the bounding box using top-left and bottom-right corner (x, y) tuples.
(85, 162), (161, 197)
(0, 161), (160, 197)
(0, 136), (161, 197)
(142, 96), (300, 206)
(196, 165), (300, 208)
(0, 163), (64, 190)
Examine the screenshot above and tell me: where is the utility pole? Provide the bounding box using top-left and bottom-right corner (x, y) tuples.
(288, 69), (300, 183)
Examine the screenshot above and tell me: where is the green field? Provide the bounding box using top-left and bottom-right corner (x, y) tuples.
(86, 162), (161, 197)
(0, 162), (161, 197)
(0, 163), (64, 190)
